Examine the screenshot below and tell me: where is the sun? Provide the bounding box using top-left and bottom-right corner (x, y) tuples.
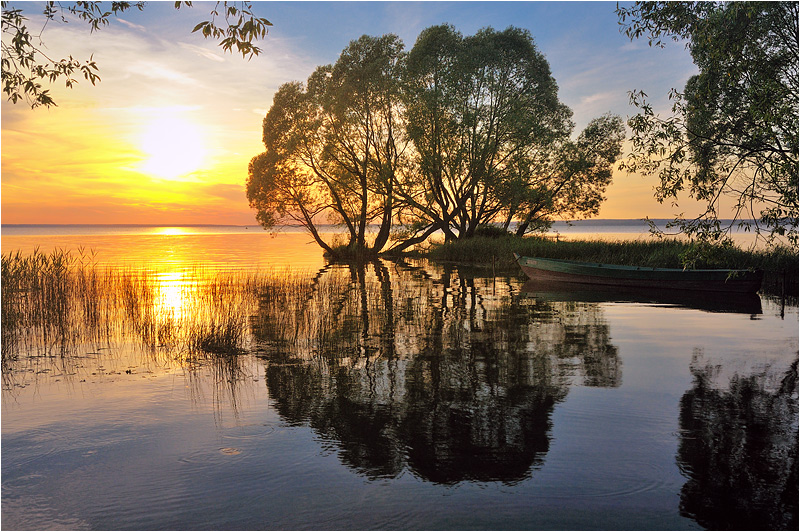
(140, 115), (206, 180)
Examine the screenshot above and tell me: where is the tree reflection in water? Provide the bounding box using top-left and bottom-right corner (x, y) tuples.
(253, 260), (620, 484)
(678, 359), (798, 530)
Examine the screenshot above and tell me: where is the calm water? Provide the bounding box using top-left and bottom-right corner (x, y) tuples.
(2, 225), (798, 530)
(1, 224), (331, 271)
(0, 219), (776, 267)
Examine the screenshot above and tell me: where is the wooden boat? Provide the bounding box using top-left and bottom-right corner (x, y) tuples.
(514, 254), (763, 293)
(519, 279), (763, 314)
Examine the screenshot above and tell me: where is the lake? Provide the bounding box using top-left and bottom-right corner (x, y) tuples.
(2, 225), (797, 530)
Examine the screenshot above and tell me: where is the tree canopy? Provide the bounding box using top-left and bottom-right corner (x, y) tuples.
(1, 1), (272, 108)
(617, 1), (798, 248)
(247, 25), (625, 258)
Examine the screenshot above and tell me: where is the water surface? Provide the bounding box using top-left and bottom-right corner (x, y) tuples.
(2, 227), (797, 530)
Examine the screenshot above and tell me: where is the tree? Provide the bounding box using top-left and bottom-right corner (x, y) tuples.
(392, 25), (623, 251)
(617, 1), (799, 248)
(396, 25), (575, 248)
(1, 1), (272, 108)
(248, 26), (624, 257)
(247, 34), (406, 258)
(508, 113), (626, 236)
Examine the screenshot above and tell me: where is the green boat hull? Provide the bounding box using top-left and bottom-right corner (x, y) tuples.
(514, 254), (763, 293)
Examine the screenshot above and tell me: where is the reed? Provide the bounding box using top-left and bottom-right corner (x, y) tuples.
(2, 251), (273, 364)
(0, 248), (375, 369)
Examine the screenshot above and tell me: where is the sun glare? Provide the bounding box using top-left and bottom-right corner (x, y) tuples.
(140, 115), (205, 180)
(154, 227), (187, 236)
(154, 271), (190, 320)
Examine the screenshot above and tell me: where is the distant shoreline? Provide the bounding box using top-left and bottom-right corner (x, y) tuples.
(0, 219), (737, 229)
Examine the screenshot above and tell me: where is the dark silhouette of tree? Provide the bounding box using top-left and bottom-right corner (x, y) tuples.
(617, 1), (798, 248)
(247, 35), (404, 258)
(398, 25), (624, 245)
(247, 26), (625, 257)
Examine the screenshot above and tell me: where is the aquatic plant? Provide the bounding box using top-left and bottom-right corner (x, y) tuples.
(1, 250), (268, 365)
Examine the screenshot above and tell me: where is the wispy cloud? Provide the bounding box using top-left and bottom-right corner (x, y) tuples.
(116, 18), (147, 33)
(581, 91), (617, 107)
(177, 42), (226, 62)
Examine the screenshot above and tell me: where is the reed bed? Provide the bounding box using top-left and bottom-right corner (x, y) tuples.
(2, 250), (271, 365)
(1, 249), (394, 369)
(4, 241), (793, 380)
(1, 249), (640, 405)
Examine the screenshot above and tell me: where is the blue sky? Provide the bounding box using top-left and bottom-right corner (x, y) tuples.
(141, 1), (698, 130)
(2, 1), (703, 224)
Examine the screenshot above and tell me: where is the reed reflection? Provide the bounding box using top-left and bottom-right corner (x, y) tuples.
(678, 358), (798, 530)
(254, 260), (621, 484)
(1, 250), (256, 415)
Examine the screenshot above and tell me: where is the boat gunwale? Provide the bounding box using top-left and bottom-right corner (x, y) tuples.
(513, 253), (763, 293)
(513, 254), (759, 275)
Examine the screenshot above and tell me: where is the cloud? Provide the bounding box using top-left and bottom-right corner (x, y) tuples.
(619, 41), (643, 52)
(130, 60), (199, 85)
(2, 2), (707, 225)
(177, 42), (226, 62)
(116, 18), (147, 33)
(581, 91), (617, 106)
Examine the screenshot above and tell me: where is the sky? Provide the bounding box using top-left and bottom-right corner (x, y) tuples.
(1, 1), (704, 225)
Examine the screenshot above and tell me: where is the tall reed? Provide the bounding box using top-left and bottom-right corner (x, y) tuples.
(2, 251), (271, 366)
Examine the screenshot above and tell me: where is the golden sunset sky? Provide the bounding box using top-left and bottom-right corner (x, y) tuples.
(1, 1), (709, 225)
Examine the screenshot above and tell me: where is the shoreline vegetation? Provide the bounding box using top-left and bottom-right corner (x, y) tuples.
(346, 233), (796, 296)
(246, 5), (798, 260)
(1, 239), (796, 369)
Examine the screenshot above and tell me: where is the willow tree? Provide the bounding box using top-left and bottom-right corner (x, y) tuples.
(618, 1), (799, 247)
(507, 113), (626, 236)
(247, 34), (406, 257)
(390, 25), (622, 251)
(249, 26), (624, 256)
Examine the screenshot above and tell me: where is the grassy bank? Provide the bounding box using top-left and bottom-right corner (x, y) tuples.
(415, 235), (799, 295)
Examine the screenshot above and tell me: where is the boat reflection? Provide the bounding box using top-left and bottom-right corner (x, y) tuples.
(253, 260), (620, 484)
(677, 359), (798, 530)
(520, 279), (763, 315)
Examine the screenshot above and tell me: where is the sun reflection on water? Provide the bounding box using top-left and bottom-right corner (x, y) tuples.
(153, 227), (187, 236)
(154, 271), (192, 320)
(1, 230), (330, 271)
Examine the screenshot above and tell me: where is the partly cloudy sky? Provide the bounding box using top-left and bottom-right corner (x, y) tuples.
(2, 1), (703, 225)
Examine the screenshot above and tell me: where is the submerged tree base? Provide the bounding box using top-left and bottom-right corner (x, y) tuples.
(324, 244), (382, 263)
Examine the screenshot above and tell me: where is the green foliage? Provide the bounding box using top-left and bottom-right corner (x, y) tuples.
(617, 1), (799, 248)
(473, 225), (512, 239)
(399, 24), (594, 243)
(247, 34), (405, 258)
(248, 25), (624, 257)
(1, 1), (271, 108)
(511, 113), (626, 236)
(189, 1), (271, 58)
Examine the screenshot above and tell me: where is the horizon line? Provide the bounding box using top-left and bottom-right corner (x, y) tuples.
(1, 218), (689, 228)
